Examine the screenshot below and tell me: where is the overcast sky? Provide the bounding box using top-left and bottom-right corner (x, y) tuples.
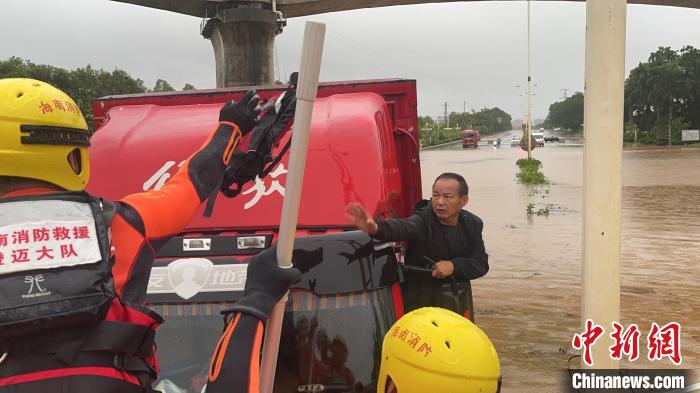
(2, 0), (700, 121)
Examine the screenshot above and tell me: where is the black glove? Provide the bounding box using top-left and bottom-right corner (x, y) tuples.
(224, 246), (301, 321)
(219, 90), (261, 135)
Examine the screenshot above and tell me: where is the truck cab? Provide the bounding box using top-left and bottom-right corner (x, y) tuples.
(87, 79), (422, 393)
(462, 129), (481, 148)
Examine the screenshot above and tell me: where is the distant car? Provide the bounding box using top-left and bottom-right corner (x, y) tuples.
(533, 132), (545, 147)
(511, 135), (520, 147)
(544, 136), (560, 143)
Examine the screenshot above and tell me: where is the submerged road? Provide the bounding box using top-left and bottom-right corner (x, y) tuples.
(419, 142), (699, 392)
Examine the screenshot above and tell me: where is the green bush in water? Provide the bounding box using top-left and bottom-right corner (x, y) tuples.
(516, 159), (547, 184)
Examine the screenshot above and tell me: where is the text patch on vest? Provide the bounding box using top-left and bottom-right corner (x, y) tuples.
(0, 194), (114, 340)
(0, 200), (101, 276)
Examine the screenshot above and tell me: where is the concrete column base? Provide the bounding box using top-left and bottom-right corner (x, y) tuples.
(203, 6), (281, 87)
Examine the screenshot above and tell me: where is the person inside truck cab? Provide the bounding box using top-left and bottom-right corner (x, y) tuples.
(205, 247), (500, 393)
(0, 78), (263, 393)
(345, 172), (489, 316)
(296, 327), (356, 390)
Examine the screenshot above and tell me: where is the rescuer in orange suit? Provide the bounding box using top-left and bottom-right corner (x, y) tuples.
(0, 78), (264, 393)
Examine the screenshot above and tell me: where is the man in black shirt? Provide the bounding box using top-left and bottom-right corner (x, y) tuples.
(345, 173), (488, 317)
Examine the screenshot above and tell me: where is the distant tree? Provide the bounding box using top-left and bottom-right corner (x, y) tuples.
(625, 46), (699, 143)
(0, 57), (147, 128)
(677, 46), (700, 131)
(477, 107), (512, 133)
(153, 79), (175, 92)
(419, 115), (436, 130)
(448, 107), (512, 134)
(545, 92), (584, 132)
(447, 112), (472, 130)
(418, 107), (512, 147)
(182, 83), (195, 91)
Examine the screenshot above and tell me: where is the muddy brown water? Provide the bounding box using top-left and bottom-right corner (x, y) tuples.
(419, 143), (699, 392)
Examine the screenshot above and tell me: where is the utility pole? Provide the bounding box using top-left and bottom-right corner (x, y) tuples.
(668, 94), (673, 146)
(463, 101), (467, 129)
(582, 0), (626, 369)
(443, 102), (449, 128)
(526, 0), (533, 159)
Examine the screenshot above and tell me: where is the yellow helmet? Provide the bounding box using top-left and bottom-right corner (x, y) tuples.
(377, 307), (500, 393)
(0, 78), (90, 190)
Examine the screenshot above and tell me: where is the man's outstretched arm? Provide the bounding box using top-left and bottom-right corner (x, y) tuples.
(206, 246), (301, 393)
(345, 202), (421, 241)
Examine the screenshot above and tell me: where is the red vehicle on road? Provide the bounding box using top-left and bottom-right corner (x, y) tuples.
(462, 129), (481, 148)
(87, 79), (455, 393)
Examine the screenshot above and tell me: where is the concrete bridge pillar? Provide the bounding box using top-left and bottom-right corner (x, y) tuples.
(201, 4), (284, 87)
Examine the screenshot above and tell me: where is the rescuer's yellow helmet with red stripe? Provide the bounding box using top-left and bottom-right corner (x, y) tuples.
(0, 78), (90, 190)
(377, 307), (500, 393)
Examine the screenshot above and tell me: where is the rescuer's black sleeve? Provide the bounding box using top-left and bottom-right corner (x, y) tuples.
(207, 312), (264, 393)
(206, 246), (300, 393)
(373, 214), (424, 242)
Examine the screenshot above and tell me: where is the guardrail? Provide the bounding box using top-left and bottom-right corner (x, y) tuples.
(419, 139), (462, 150)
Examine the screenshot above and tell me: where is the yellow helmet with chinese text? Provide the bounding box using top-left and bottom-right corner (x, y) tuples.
(0, 78), (90, 190)
(377, 307), (500, 393)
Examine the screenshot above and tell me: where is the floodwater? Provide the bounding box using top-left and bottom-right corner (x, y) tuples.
(419, 141), (699, 392)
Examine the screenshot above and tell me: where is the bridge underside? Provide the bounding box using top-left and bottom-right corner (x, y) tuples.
(113, 0), (700, 19)
(110, 0), (700, 87)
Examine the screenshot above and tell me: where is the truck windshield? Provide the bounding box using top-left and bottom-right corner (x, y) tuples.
(151, 288), (396, 393)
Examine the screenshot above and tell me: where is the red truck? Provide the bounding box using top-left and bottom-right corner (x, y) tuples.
(462, 129), (481, 148)
(87, 79), (427, 393)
